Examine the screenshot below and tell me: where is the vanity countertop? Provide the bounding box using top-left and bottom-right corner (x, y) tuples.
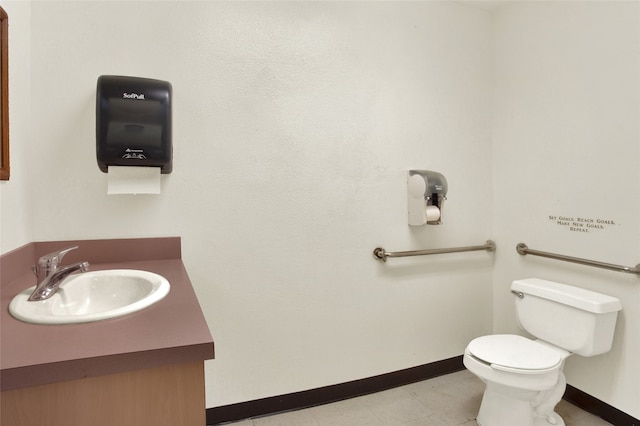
(0, 237), (214, 392)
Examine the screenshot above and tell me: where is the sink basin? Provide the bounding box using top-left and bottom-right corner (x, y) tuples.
(9, 269), (170, 325)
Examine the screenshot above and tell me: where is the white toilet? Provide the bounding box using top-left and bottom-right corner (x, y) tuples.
(463, 278), (622, 426)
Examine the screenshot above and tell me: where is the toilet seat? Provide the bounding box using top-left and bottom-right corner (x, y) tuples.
(467, 334), (563, 374)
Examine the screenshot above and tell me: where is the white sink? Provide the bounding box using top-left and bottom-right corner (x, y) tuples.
(9, 269), (170, 325)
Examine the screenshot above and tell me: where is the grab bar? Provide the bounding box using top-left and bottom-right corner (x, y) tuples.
(373, 240), (495, 262)
(516, 243), (640, 276)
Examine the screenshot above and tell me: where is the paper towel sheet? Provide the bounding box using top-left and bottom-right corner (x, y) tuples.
(107, 166), (161, 195)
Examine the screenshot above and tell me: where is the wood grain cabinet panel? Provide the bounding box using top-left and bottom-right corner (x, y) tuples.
(1, 361), (206, 426)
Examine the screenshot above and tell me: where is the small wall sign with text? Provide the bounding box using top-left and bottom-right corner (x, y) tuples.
(548, 215), (618, 233)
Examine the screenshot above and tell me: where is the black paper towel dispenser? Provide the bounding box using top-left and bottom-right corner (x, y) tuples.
(96, 75), (172, 174)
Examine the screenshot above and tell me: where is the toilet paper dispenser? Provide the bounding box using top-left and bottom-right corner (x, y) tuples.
(407, 170), (447, 226)
(96, 75), (172, 174)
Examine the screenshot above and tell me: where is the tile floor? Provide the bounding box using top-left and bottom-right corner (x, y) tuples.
(224, 370), (611, 426)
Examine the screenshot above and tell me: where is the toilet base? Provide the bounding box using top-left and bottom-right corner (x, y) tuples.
(534, 412), (565, 426)
(476, 380), (566, 426)
(478, 410), (565, 426)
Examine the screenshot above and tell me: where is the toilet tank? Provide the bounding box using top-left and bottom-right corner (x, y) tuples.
(511, 278), (622, 356)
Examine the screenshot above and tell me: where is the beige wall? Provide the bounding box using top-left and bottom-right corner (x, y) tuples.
(492, 1), (640, 417)
(25, 1), (494, 407)
(0, 0), (32, 252)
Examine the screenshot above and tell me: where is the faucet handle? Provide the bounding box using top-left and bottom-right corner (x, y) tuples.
(32, 246), (80, 280)
(31, 246), (78, 275)
(32, 246), (79, 277)
(37, 246), (79, 267)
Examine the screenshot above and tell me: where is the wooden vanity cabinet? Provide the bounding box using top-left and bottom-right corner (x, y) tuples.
(1, 361), (206, 426)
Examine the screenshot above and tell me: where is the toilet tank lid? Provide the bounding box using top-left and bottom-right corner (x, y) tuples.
(511, 278), (622, 314)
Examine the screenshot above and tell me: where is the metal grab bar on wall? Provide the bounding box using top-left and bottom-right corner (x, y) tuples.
(516, 243), (640, 276)
(373, 240), (496, 262)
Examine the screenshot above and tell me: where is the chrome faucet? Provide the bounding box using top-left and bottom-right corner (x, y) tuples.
(29, 246), (90, 301)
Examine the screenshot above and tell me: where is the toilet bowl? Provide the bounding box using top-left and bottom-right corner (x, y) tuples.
(464, 334), (570, 426)
(464, 278), (622, 426)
